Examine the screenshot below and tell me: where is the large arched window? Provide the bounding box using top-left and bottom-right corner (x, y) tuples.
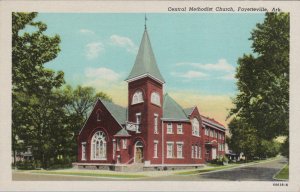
(91, 131), (107, 160)
(132, 90), (144, 105)
(151, 92), (161, 106)
(192, 118), (200, 136)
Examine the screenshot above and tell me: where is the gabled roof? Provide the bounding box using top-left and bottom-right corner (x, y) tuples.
(183, 107), (196, 116)
(162, 93), (189, 121)
(100, 98), (127, 125)
(114, 128), (131, 137)
(201, 115), (226, 130)
(126, 29), (165, 83)
(78, 98), (127, 136)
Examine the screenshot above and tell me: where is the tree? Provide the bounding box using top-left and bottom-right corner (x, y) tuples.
(229, 12), (289, 141)
(12, 12), (65, 168)
(228, 118), (259, 161)
(12, 13), (113, 169)
(280, 136), (289, 158)
(64, 85), (112, 119)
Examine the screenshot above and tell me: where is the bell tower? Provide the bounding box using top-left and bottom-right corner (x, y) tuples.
(125, 22), (165, 164)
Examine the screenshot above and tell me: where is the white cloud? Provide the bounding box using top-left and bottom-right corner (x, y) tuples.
(172, 70), (208, 80)
(83, 67), (127, 106)
(79, 29), (95, 35)
(85, 67), (120, 82)
(85, 42), (104, 59)
(219, 73), (236, 80)
(177, 59), (234, 72)
(110, 35), (137, 53)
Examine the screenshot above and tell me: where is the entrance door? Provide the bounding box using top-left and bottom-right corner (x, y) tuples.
(135, 141), (144, 163)
(212, 148), (217, 159)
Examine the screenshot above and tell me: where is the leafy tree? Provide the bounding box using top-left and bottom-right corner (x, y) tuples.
(231, 13), (289, 139)
(256, 139), (281, 159)
(280, 136), (289, 158)
(12, 12), (114, 169)
(12, 12), (65, 168)
(228, 118), (259, 161)
(229, 13), (289, 158)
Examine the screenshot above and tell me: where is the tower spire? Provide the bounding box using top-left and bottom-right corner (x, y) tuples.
(144, 13), (147, 30)
(125, 16), (165, 84)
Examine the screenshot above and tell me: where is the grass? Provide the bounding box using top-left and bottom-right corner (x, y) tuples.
(206, 163), (223, 167)
(274, 164), (289, 180)
(176, 165), (238, 175)
(31, 170), (147, 179)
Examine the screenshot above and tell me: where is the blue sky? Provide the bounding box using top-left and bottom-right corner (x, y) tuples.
(36, 13), (265, 125)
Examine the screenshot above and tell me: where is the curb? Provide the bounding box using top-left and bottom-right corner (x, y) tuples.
(176, 157), (282, 176)
(272, 164), (288, 181)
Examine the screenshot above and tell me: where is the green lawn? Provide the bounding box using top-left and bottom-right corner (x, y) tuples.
(274, 164), (289, 180)
(175, 165), (238, 175)
(31, 170), (147, 179)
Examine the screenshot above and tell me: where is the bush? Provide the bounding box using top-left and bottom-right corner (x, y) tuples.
(16, 160), (35, 170)
(48, 156), (73, 170)
(210, 156), (229, 165)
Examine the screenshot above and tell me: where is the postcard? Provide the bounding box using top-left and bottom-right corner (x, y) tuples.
(0, 0), (299, 191)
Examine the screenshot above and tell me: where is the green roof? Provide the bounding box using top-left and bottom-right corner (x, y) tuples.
(162, 93), (189, 121)
(114, 128), (131, 137)
(126, 29), (165, 83)
(99, 98), (127, 125)
(183, 107), (195, 116)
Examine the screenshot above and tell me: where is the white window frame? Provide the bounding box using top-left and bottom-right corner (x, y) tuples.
(122, 139), (127, 149)
(136, 113), (141, 133)
(132, 90), (144, 105)
(192, 118), (200, 136)
(195, 145), (198, 159)
(166, 142), (174, 158)
(154, 140), (158, 158)
(116, 139), (120, 151)
(167, 123), (173, 134)
(81, 142), (86, 161)
(205, 128), (209, 136)
(154, 114), (158, 134)
(191, 145), (194, 159)
(177, 123), (183, 134)
(112, 139), (116, 159)
(151, 92), (161, 106)
(90, 131), (107, 160)
(176, 142), (184, 159)
(199, 146), (202, 159)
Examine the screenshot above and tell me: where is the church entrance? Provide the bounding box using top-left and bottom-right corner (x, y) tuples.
(134, 141), (144, 163)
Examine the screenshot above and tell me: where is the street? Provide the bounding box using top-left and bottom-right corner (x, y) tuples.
(12, 157), (287, 181)
(141, 157), (288, 181)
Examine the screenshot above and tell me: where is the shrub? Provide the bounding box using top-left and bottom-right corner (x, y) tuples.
(210, 156), (229, 165)
(16, 160), (35, 170)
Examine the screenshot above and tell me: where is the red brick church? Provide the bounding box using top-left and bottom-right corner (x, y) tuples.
(76, 24), (226, 171)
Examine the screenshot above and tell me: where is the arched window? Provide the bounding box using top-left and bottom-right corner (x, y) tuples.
(91, 131), (107, 160)
(96, 110), (101, 121)
(192, 118), (200, 136)
(151, 92), (161, 106)
(132, 90), (144, 105)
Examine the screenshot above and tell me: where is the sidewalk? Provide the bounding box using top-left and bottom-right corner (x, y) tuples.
(13, 156), (282, 179)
